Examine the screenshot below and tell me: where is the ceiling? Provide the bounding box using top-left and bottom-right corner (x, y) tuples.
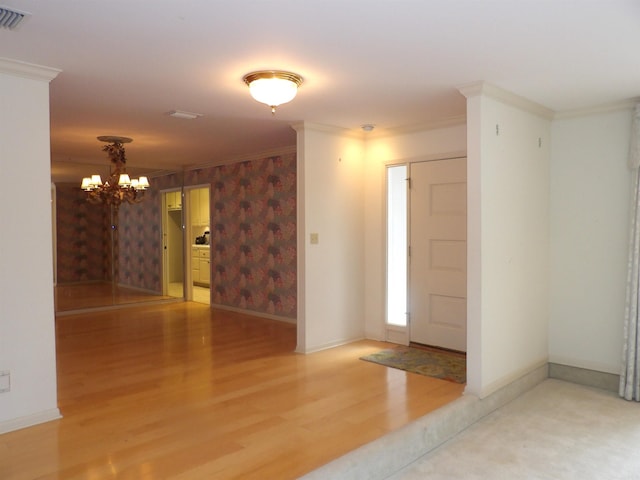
(1, 0), (639, 183)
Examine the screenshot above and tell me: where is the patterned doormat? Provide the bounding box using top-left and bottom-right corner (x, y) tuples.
(360, 346), (466, 384)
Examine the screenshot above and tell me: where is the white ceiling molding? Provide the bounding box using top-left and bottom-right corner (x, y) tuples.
(458, 81), (555, 120)
(0, 57), (60, 82)
(554, 98), (638, 120)
(184, 144), (298, 171)
(371, 115), (467, 139)
(290, 121), (364, 139)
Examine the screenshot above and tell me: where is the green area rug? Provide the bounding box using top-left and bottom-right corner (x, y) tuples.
(360, 346), (466, 384)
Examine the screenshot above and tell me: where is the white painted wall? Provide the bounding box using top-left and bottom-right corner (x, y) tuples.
(463, 83), (551, 398)
(295, 124), (366, 352)
(0, 59), (61, 432)
(549, 106), (632, 374)
(364, 123), (467, 341)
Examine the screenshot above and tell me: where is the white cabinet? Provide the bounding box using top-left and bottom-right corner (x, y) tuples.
(192, 246), (210, 286)
(199, 251), (211, 285)
(190, 188), (210, 226)
(166, 191), (182, 210)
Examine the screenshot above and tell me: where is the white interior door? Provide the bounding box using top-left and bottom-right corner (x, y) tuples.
(409, 158), (467, 351)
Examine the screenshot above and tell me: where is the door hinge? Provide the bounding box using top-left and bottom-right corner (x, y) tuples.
(405, 177), (411, 189)
(408, 245), (411, 258)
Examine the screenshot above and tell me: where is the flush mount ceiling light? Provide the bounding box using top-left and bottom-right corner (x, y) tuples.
(242, 70), (303, 114)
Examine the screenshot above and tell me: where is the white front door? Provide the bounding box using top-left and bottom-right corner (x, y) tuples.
(409, 158), (467, 351)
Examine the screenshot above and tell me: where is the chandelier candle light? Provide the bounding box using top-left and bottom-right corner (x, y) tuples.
(81, 136), (149, 209)
(243, 70), (303, 114)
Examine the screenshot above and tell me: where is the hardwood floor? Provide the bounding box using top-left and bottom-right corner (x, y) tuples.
(0, 302), (464, 479)
(55, 282), (174, 312)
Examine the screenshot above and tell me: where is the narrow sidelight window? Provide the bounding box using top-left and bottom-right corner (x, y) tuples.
(386, 165), (408, 326)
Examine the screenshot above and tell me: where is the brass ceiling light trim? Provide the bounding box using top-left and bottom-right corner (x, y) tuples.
(243, 70), (303, 114)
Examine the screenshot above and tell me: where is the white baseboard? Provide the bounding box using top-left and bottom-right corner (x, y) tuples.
(549, 363), (620, 393)
(0, 408), (62, 434)
(296, 336), (366, 354)
(472, 357), (548, 399)
(210, 303), (296, 324)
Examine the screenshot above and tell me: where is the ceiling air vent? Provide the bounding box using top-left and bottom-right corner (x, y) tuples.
(0, 6), (30, 30)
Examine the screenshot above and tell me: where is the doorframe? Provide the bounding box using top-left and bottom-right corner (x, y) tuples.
(161, 188), (185, 299)
(383, 151), (467, 346)
(51, 183), (57, 286)
(184, 184), (211, 304)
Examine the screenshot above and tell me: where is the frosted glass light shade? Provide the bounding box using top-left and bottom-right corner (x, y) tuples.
(249, 77), (298, 106)
(243, 71), (303, 112)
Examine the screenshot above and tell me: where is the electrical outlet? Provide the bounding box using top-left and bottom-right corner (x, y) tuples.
(310, 233), (319, 244)
(0, 371), (9, 393)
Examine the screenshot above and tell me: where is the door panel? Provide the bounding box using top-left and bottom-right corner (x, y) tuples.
(409, 158), (467, 351)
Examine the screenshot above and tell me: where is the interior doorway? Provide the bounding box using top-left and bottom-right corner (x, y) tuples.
(186, 186), (211, 305)
(162, 189), (185, 299)
(385, 157), (467, 351)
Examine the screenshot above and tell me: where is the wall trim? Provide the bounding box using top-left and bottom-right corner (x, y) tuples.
(0, 408), (62, 435)
(210, 304), (296, 325)
(291, 121), (364, 139)
(553, 98), (638, 120)
(458, 81), (555, 120)
(184, 145), (297, 172)
(369, 115), (467, 138)
(0, 56), (61, 82)
(292, 116), (467, 141)
(548, 363), (620, 393)
(296, 336), (366, 354)
(384, 150), (468, 167)
(56, 298), (183, 317)
(470, 357), (548, 399)
(547, 354), (619, 375)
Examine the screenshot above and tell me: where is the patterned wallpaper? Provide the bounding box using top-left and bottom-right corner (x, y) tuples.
(55, 152), (297, 319)
(117, 189), (162, 292)
(55, 185), (109, 283)
(184, 153), (297, 319)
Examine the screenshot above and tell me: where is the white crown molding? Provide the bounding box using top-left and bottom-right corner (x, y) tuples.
(292, 116), (467, 141)
(290, 121), (364, 139)
(0, 57), (61, 82)
(458, 81), (555, 120)
(369, 115), (467, 138)
(185, 144), (297, 172)
(553, 98), (638, 120)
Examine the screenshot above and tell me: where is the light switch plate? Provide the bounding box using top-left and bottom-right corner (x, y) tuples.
(310, 233), (319, 244)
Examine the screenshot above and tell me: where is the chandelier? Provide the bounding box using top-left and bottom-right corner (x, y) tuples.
(243, 70), (303, 114)
(80, 136), (149, 208)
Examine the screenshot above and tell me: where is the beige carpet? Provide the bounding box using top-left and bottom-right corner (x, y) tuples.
(389, 379), (640, 480)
